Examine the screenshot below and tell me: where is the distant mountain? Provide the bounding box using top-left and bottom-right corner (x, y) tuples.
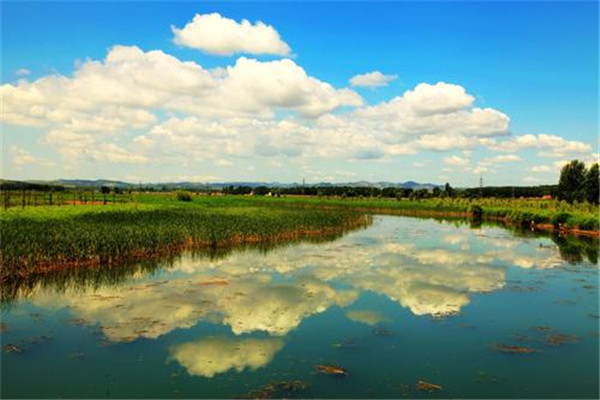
(18, 179), (440, 190)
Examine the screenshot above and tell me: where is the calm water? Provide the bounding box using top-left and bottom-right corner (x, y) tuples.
(1, 216), (599, 399)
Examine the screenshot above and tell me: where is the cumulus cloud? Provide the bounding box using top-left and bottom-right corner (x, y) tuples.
(9, 145), (37, 166)
(443, 155), (470, 166)
(492, 154), (521, 163)
(402, 82), (474, 115)
(172, 13), (291, 56)
(2, 46), (363, 167)
(490, 134), (591, 157)
(350, 71), (397, 87)
(2, 28), (593, 180)
(531, 165), (552, 173)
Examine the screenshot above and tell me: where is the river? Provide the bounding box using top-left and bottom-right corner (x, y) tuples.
(1, 216), (598, 398)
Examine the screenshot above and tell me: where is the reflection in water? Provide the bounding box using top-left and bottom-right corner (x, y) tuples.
(345, 309), (390, 326)
(7, 216), (595, 345)
(1, 216), (598, 398)
(0, 227), (360, 306)
(168, 337), (284, 378)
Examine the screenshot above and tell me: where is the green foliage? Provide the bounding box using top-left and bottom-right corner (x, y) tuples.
(558, 160), (587, 203)
(585, 163), (599, 205)
(552, 212), (571, 228)
(0, 197), (368, 278)
(1, 192), (598, 279)
(469, 204), (483, 220)
(175, 191), (192, 202)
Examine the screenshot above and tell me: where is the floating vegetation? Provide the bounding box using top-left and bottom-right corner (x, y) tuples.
(416, 379), (442, 392)
(240, 380), (310, 399)
(475, 370), (501, 384)
(331, 338), (360, 350)
(524, 326), (581, 347)
(68, 352), (85, 360)
(25, 333), (53, 345)
(513, 333), (529, 342)
(316, 364), (348, 376)
(492, 344), (539, 354)
(531, 326), (554, 334)
(545, 334), (579, 346)
(3, 344), (23, 354)
(372, 326), (397, 337)
(399, 383), (410, 397)
(197, 278), (230, 286)
(554, 299), (576, 306)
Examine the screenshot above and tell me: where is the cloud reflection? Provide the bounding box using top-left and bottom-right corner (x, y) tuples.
(28, 217), (576, 342)
(169, 337), (284, 378)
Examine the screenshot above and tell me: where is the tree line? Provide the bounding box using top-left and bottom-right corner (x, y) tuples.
(557, 160), (598, 205)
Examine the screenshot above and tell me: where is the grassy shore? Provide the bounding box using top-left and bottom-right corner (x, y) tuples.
(0, 196), (370, 279)
(244, 195), (599, 233)
(1, 193), (597, 280)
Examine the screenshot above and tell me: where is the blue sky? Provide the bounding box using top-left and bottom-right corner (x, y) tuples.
(1, 1), (598, 185)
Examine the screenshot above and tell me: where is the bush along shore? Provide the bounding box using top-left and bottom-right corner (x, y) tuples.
(0, 201), (371, 281)
(246, 196), (599, 236)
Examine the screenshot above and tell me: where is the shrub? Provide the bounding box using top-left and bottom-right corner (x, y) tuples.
(469, 204), (483, 219)
(552, 212), (571, 228)
(175, 191), (192, 202)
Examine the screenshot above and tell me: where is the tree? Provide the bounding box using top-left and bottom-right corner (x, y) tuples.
(444, 182), (454, 198)
(100, 186), (111, 205)
(585, 163), (599, 205)
(557, 160), (586, 203)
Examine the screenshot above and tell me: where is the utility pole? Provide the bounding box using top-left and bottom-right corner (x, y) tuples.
(479, 173), (483, 198)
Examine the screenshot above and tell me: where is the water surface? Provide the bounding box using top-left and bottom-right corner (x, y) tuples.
(1, 216), (598, 398)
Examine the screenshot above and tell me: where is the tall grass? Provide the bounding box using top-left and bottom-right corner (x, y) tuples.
(0, 199), (370, 279)
(245, 196), (599, 231)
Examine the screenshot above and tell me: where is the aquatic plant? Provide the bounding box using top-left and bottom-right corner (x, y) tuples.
(0, 198), (370, 280)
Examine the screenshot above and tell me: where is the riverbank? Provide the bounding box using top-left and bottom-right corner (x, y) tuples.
(0, 199), (371, 280)
(1, 194), (597, 280)
(246, 196), (599, 237)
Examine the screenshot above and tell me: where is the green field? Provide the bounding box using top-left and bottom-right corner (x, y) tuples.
(1, 193), (598, 280)
(0, 194), (371, 280)
(242, 195), (599, 230)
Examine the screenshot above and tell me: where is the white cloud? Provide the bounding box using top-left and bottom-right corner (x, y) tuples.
(350, 71), (397, 88)
(402, 82), (474, 115)
(531, 165), (552, 173)
(443, 155), (469, 166)
(172, 13), (291, 56)
(2, 35), (594, 182)
(15, 68), (30, 76)
(492, 154), (521, 163)
(491, 134), (591, 158)
(9, 145), (37, 166)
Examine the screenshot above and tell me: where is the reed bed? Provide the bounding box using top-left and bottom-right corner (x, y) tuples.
(247, 196), (599, 232)
(0, 200), (370, 279)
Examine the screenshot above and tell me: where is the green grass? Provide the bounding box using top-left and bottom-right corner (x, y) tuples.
(1, 193), (597, 279)
(0, 195), (370, 278)
(234, 195), (599, 231)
